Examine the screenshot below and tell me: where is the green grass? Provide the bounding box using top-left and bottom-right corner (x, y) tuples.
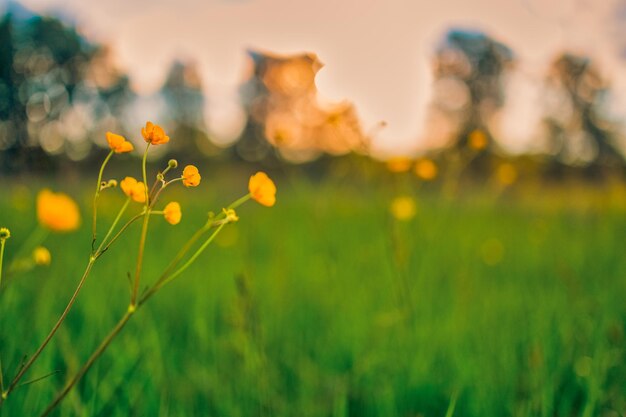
(0, 166), (625, 416)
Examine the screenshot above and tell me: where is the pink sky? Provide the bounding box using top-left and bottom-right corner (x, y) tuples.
(11, 0), (626, 155)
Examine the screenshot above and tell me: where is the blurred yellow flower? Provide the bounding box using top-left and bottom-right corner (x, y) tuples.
(496, 163), (518, 186)
(37, 189), (81, 232)
(106, 132), (134, 153)
(0, 227), (10, 241)
(163, 202), (181, 225)
(468, 129), (488, 151)
(33, 246), (51, 266)
(390, 196), (417, 221)
(141, 121), (170, 145)
(386, 156), (412, 173)
(120, 177), (147, 203)
(182, 165), (201, 187)
(248, 172), (276, 207)
(414, 158), (438, 181)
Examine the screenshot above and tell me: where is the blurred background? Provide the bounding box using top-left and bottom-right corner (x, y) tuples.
(1, 0), (626, 416)
(0, 0), (626, 173)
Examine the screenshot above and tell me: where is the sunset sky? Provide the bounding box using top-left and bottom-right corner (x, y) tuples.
(5, 0), (626, 155)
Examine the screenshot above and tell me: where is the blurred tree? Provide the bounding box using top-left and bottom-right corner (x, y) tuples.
(0, 4), (134, 173)
(159, 60), (218, 157)
(542, 53), (625, 172)
(427, 29), (514, 153)
(237, 49), (366, 164)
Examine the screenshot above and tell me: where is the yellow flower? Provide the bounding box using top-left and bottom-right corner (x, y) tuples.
(390, 196), (417, 221)
(141, 121), (170, 145)
(0, 227), (10, 241)
(468, 129), (488, 151)
(248, 172), (276, 207)
(386, 156), (412, 173)
(33, 246), (51, 266)
(223, 208), (239, 223)
(37, 189), (81, 232)
(414, 158), (438, 181)
(120, 177), (147, 203)
(106, 132), (134, 153)
(163, 202), (181, 225)
(496, 163), (518, 186)
(182, 165), (201, 187)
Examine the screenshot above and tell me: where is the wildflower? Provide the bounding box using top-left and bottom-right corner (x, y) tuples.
(120, 177), (147, 203)
(163, 202), (181, 225)
(468, 129), (488, 151)
(182, 165), (201, 187)
(390, 196), (417, 221)
(37, 189), (81, 232)
(496, 163), (518, 186)
(248, 172), (276, 207)
(386, 156), (412, 173)
(223, 208), (239, 223)
(414, 158), (438, 181)
(141, 121), (170, 145)
(33, 246), (51, 266)
(0, 227), (10, 241)
(168, 159), (178, 169)
(106, 132), (134, 153)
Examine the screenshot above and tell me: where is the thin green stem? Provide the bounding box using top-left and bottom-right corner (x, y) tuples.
(158, 225), (209, 281)
(93, 151), (114, 247)
(0, 239), (6, 290)
(229, 194), (252, 210)
(38, 310), (134, 417)
(145, 193), (249, 297)
(445, 389), (459, 417)
(131, 212), (150, 307)
(0, 356), (5, 398)
(154, 223), (226, 292)
(94, 199), (130, 256)
(35, 193), (253, 414)
(2, 258), (96, 404)
(141, 144), (150, 204)
(96, 211), (145, 259)
(150, 178), (182, 209)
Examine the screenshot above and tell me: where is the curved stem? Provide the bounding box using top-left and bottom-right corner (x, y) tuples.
(2, 258), (96, 403)
(38, 310), (134, 417)
(93, 151), (114, 248)
(94, 199), (130, 254)
(0, 239), (6, 290)
(130, 212), (150, 307)
(96, 211), (145, 259)
(34, 193), (253, 414)
(153, 223), (225, 293)
(141, 145), (150, 205)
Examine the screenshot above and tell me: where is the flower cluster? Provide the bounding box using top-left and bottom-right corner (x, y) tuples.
(0, 120), (277, 416)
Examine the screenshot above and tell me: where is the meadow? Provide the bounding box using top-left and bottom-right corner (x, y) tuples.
(1, 162), (625, 417)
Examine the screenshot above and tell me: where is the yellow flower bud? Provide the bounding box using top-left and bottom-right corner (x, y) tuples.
(33, 246), (51, 266)
(0, 227), (10, 241)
